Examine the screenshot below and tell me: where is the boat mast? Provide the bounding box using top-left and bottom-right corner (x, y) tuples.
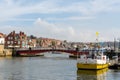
(96, 32), (99, 49)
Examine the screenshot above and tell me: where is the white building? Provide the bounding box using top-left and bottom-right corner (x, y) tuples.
(0, 33), (5, 44)
(0, 38), (4, 44)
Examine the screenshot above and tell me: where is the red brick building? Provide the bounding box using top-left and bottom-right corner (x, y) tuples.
(37, 37), (62, 48)
(5, 31), (27, 48)
(27, 36), (37, 48)
(0, 33), (5, 38)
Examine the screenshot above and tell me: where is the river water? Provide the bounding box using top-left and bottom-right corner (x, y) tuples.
(0, 53), (120, 80)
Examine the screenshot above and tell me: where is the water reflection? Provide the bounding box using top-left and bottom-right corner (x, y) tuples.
(77, 68), (108, 80)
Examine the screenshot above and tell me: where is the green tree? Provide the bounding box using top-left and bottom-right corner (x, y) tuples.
(51, 40), (56, 47)
(36, 39), (42, 47)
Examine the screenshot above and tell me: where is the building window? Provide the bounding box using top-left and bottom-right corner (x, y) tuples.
(7, 41), (10, 44)
(11, 41), (13, 44)
(22, 36), (24, 39)
(16, 36), (19, 40)
(8, 37), (11, 40)
(15, 37), (17, 40)
(11, 37), (13, 39)
(18, 41), (20, 44)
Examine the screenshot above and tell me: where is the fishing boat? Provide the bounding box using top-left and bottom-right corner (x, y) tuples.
(77, 32), (109, 70)
(77, 49), (109, 70)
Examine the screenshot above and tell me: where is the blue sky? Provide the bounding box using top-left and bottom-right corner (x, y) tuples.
(0, 0), (120, 42)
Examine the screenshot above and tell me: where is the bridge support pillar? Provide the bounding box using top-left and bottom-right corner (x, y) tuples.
(12, 48), (18, 57)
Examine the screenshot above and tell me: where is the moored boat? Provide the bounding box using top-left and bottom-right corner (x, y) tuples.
(77, 49), (109, 70)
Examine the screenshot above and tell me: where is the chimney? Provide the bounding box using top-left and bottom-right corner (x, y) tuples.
(13, 30), (15, 35)
(20, 31), (22, 35)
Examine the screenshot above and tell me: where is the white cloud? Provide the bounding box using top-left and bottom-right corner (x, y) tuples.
(33, 18), (76, 41)
(0, 18), (120, 42)
(46, 16), (95, 21)
(0, 25), (25, 34)
(0, 0), (120, 22)
(0, 0), (120, 42)
(90, 0), (120, 14)
(32, 18), (119, 42)
(67, 16), (95, 20)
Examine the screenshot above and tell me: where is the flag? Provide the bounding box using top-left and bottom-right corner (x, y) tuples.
(96, 32), (99, 36)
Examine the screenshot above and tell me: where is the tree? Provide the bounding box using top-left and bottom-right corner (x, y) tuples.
(29, 35), (36, 39)
(36, 39), (42, 47)
(51, 40), (56, 47)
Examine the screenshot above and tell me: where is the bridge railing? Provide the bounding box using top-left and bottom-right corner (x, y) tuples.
(16, 47), (70, 51)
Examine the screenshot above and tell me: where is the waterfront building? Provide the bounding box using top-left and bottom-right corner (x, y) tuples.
(27, 36), (37, 48)
(0, 33), (5, 44)
(36, 37), (62, 48)
(5, 31), (27, 48)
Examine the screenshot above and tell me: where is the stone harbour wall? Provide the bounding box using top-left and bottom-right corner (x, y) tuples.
(0, 44), (12, 56)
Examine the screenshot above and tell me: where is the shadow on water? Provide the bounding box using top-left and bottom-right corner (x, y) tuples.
(77, 68), (108, 80)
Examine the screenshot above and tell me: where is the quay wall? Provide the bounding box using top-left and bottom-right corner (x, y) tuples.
(0, 44), (12, 56)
